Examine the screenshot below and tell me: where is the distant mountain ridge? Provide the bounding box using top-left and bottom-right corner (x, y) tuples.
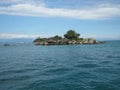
(0, 38), (34, 44)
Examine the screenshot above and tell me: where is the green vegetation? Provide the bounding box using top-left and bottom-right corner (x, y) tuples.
(33, 37), (47, 42)
(64, 30), (80, 40)
(33, 30), (104, 45)
(51, 35), (62, 40)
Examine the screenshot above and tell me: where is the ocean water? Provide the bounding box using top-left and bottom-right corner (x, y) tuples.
(0, 41), (120, 90)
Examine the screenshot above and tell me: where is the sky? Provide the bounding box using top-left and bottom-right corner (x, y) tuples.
(0, 0), (120, 40)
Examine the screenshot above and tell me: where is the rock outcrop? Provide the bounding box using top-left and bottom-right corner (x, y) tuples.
(34, 38), (103, 45)
(33, 30), (105, 46)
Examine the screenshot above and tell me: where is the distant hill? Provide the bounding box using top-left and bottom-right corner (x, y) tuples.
(0, 38), (34, 44)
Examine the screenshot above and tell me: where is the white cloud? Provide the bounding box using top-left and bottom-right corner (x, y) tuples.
(0, 0), (44, 5)
(0, 1), (120, 19)
(0, 33), (41, 39)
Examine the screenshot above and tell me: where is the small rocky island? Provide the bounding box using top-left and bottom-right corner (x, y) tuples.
(33, 30), (104, 45)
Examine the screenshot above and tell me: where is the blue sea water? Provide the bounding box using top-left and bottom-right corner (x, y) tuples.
(0, 41), (120, 90)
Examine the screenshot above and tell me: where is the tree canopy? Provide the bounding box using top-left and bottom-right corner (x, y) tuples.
(51, 35), (62, 40)
(33, 37), (47, 42)
(34, 30), (81, 43)
(64, 30), (80, 40)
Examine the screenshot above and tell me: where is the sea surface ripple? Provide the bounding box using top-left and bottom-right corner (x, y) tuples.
(0, 41), (120, 90)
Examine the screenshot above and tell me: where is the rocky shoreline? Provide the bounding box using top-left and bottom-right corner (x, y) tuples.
(34, 38), (105, 45)
(33, 30), (105, 46)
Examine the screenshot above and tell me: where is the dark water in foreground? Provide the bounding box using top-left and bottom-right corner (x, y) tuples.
(0, 41), (120, 90)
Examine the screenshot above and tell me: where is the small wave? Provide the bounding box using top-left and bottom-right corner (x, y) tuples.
(100, 61), (112, 64)
(114, 62), (120, 66)
(0, 75), (31, 82)
(44, 67), (72, 75)
(89, 81), (118, 90)
(94, 67), (120, 75)
(107, 55), (120, 59)
(83, 56), (99, 60)
(0, 68), (38, 76)
(74, 63), (100, 68)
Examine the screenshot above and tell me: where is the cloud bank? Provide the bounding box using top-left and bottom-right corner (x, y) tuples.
(0, 0), (120, 19)
(0, 33), (40, 39)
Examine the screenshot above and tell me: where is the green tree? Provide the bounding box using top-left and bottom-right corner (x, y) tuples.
(64, 30), (80, 40)
(33, 37), (45, 42)
(52, 35), (62, 40)
(79, 38), (84, 41)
